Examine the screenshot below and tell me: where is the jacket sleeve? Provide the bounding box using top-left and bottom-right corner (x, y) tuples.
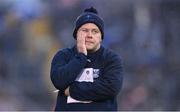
(50, 50), (87, 92)
(69, 54), (123, 101)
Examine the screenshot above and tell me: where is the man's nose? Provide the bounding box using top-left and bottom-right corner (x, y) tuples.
(87, 31), (93, 38)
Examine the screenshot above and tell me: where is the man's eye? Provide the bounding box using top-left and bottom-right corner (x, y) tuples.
(82, 29), (88, 32)
(92, 30), (99, 34)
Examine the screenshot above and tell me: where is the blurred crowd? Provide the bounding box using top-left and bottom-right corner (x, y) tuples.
(0, 0), (180, 110)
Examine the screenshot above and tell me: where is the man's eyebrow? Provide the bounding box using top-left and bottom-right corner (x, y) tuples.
(80, 28), (99, 30)
(80, 28), (88, 30)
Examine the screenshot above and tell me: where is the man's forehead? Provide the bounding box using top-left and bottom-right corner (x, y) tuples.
(80, 23), (99, 29)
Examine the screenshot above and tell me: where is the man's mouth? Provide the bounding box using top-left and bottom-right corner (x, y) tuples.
(85, 41), (93, 44)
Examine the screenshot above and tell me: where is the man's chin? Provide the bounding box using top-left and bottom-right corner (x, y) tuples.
(86, 46), (93, 50)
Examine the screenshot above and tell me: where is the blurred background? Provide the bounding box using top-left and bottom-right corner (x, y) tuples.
(0, 0), (180, 111)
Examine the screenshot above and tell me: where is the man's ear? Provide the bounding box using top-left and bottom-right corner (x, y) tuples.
(100, 38), (102, 43)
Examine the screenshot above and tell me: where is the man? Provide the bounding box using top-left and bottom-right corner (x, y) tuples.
(50, 7), (123, 111)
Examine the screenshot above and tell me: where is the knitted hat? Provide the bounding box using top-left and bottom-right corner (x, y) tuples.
(73, 7), (104, 39)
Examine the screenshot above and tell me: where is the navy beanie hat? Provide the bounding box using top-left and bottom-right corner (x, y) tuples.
(73, 7), (104, 39)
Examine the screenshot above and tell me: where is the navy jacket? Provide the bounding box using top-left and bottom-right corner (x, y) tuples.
(50, 45), (123, 111)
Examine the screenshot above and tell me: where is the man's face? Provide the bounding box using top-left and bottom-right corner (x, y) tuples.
(77, 23), (102, 52)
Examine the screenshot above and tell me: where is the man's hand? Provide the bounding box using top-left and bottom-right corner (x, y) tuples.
(64, 87), (70, 96)
(77, 31), (87, 55)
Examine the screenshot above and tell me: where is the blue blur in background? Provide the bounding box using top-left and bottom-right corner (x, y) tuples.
(0, 0), (180, 111)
